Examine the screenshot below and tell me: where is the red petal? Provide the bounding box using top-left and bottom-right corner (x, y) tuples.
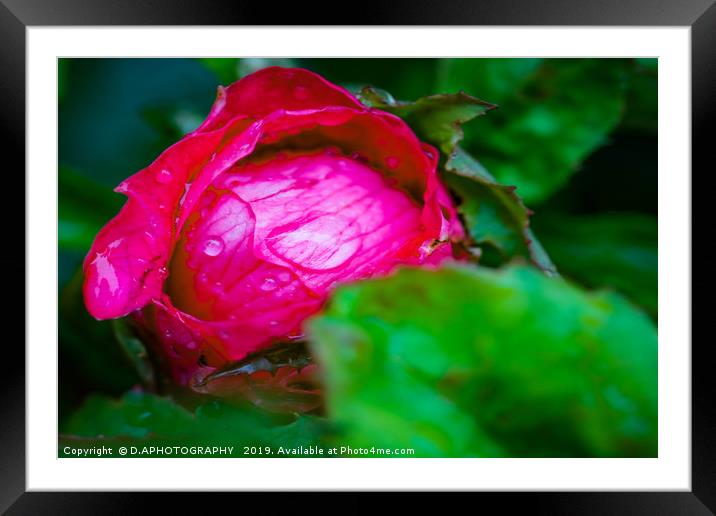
(195, 67), (363, 133)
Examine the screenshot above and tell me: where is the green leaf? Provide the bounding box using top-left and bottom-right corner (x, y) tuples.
(60, 391), (327, 457)
(59, 166), (124, 251)
(436, 58), (630, 203)
(535, 213), (657, 317)
(112, 319), (157, 389)
(308, 264), (657, 457)
(359, 87), (495, 155)
(446, 147), (557, 274)
(62, 390), (194, 439)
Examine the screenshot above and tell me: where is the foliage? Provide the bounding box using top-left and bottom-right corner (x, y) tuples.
(309, 264), (657, 457)
(60, 391), (326, 457)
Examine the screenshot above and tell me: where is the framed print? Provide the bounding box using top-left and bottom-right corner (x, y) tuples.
(4, 0), (711, 512)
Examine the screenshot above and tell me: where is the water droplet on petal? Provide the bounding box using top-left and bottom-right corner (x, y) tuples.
(294, 86), (309, 100)
(386, 156), (400, 169)
(201, 238), (224, 257)
(260, 277), (277, 291)
(269, 320), (279, 327)
(186, 341), (197, 350)
(278, 271), (291, 283)
(155, 169), (173, 184)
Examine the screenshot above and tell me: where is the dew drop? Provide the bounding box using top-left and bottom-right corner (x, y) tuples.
(278, 271), (291, 283)
(386, 156), (401, 169)
(260, 277), (277, 291)
(350, 152), (367, 163)
(235, 174), (252, 183)
(294, 86), (309, 100)
(201, 238), (224, 257)
(155, 168), (173, 184)
(186, 341), (198, 350)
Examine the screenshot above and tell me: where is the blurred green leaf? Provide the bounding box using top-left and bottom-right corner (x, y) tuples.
(436, 58), (630, 203)
(535, 213), (657, 317)
(60, 391), (327, 456)
(621, 59), (658, 133)
(59, 166), (124, 252)
(62, 390), (194, 439)
(309, 264), (657, 457)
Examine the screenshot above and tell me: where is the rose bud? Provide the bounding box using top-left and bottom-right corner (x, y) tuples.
(83, 67), (464, 385)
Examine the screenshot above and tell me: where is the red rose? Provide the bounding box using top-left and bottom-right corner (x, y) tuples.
(83, 67), (464, 384)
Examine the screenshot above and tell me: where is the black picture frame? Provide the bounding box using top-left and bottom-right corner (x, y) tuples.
(4, 0), (710, 512)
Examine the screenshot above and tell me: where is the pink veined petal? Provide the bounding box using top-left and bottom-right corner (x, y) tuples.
(163, 150), (435, 364)
(84, 67), (465, 380)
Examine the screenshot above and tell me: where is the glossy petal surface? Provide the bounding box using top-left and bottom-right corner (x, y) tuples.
(83, 67), (465, 383)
